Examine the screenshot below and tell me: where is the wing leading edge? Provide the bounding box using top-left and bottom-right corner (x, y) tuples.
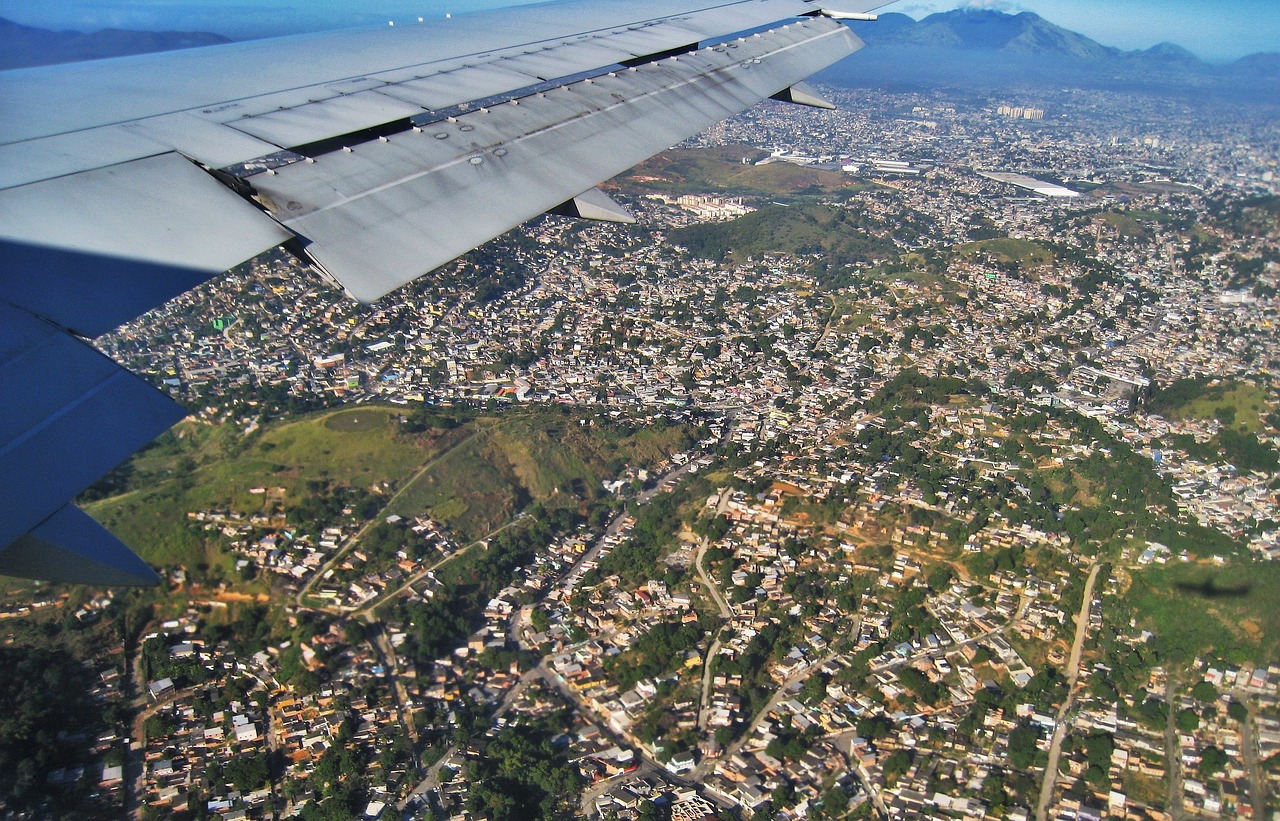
(0, 0), (883, 584)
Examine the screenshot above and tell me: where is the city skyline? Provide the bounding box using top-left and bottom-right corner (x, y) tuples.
(2, 0), (1278, 61)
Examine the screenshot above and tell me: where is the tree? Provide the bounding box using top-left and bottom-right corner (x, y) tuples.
(1008, 723), (1039, 769)
(225, 751), (270, 792)
(1191, 680), (1219, 702)
(1137, 697), (1168, 729)
(1084, 733), (1114, 771)
(1227, 700), (1249, 723)
(883, 749), (913, 783)
(1198, 746), (1229, 777)
(1176, 708), (1201, 733)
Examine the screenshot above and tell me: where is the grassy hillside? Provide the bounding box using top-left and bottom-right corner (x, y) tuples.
(614, 145), (860, 197)
(84, 407), (451, 567)
(1148, 378), (1272, 433)
(954, 238), (1058, 270)
(671, 202), (900, 268)
(84, 407), (697, 566)
(387, 413), (696, 540)
(1127, 559), (1280, 664)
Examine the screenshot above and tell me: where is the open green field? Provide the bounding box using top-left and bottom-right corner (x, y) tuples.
(1126, 558), (1280, 665)
(1148, 379), (1272, 433)
(955, 238), (1057, 270)
(387, 412), (697, 540)
(672, 202), (898, 268)
(83, 406), (696, 569)
(83, 406), (458, 567)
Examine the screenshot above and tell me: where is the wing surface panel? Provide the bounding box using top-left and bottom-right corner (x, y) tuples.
(227, 90), (428, 148)
(2, 0), (881, 177)
(0, 506), (161, 586)
(252, 17), (860, 302)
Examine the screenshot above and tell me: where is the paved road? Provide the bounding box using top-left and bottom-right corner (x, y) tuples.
(1035, 562), (1101, 821)
(694, 490), (734, 734)
(1165, 677), (1185, 820)
(1234, 690), (1266, 821)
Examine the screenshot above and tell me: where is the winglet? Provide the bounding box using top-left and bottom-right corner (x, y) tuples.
(0, 505), (160, 586)
(551, 188), (637, 224)
(771, 82), (836, 110)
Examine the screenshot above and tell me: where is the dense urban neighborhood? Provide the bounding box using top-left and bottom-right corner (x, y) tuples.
(3, 75), (1279, 821)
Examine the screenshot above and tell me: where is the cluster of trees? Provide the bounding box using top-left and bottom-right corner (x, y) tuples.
(871, 368), (980, 410)
(1147, 377), (1232, 417)
(465, 723), (581, 820)
(1206, 427), (1279, 473)
(0, 646), (100, 813)
(300, 723), (371, 821)
(670, 203), (899, 274)
(597, 488), (685, 586)
(290, 481), (381, 533)
(765, 723), (822, 763)
(897, 666), (943, 707)
(1060, 732), (1114, 787)
(142, 635), (210, 687)
(605, 620), (704, 691)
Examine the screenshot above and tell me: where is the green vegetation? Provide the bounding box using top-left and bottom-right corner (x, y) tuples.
(464, 721), (581, 820)
(85, 406), (694, 582)
(671, 203), (902, 270)
(1210, 194), (1280, 238)
(1126, 559), (1280, 664)
(1199, 745), (1229, 777)
(605, 620), (704, 690)
(1148, 378), (1272, 434)
(616, 145), (857, 197)
(85, 405), (453, 569)
(389, 411), (695, 541)
(956, 238), (1057, 270)
(0, 646), (101, 814)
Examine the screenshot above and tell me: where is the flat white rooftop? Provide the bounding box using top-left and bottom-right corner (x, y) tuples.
(979, 170), (1081, 198)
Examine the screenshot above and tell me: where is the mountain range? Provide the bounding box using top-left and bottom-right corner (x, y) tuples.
(0, 17), (228, 70)
(820, 10), (1280, 102)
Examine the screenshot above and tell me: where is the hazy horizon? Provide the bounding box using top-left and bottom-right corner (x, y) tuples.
(1, 0), (1277, 62)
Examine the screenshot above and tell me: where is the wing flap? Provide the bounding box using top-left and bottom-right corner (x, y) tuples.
(250, 17), (860, 303)
(229, 90), (428, 149)
(0, 152), (292, 336)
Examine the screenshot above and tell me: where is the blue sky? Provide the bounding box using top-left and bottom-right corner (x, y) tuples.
(2, 0), (1276, 61)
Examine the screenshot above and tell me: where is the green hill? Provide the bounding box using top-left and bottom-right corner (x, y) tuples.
(954, 238), (1057, 270)
(83, 407), (696, 571)
(670, 202), (900, 268)
(614, 145), (859, 197)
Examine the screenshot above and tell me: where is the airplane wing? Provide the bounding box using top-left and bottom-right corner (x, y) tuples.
(0, 0), (883, 585)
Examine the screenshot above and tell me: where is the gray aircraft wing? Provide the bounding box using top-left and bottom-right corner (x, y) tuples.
(0, 0), (882, 585)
